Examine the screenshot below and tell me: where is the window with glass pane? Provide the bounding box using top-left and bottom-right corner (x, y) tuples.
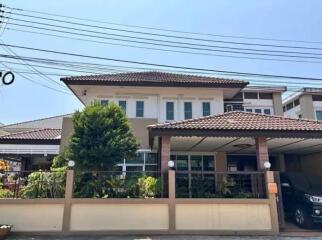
(166, 102), (174, 120)
(118, 100), (126, 113)
(191, 155), (202, 171)
(244, 92), (258, 99)
(259, 93), (273, 99)
(202, 102), (211, 116)
(101, 99), (108, 106)
(146, 152), (157, 164)
(245, 108), (252, 112)
(127, 152), (144, 163)
(264, 109), (271, 115)
(184, 102), (192, 119)
(176, 155), (188, 170)
(145, 165), (157, 172)
(203, 156), (214, 171)
(316, 111), (322, 120)
(255, 109), (262, 113)
(126, 166), (143, 172)
(136, 101), (144, 117)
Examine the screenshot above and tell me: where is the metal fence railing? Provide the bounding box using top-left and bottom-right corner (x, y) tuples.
(73, 171), (165, 198)
(175, 171), (266, 199)
(0, 170), (267, 199)
(0, 170), (66, 199)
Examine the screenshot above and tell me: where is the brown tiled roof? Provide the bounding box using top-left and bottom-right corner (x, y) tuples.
(148, 111), (322, 133)
(0, 128), (61, 140)
(61, 71), (248, 88)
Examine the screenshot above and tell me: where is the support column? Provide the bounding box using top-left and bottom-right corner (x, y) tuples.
(215, 152), (227, 172)
(266, 171), (279, 234)
(300, 94), (315, 120)
(255, 137), (269, 170)
(168, 170), (176, 232)
(160, 136), (171, 173)
(62, 169), (74, 233)
(272, 92), (283, 116)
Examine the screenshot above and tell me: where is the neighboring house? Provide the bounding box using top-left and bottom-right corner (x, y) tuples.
(283, 88), (322, 120)
(0, 129), (61, 170)
(0, 114), (71, 170)
(0, 113), (72, 134)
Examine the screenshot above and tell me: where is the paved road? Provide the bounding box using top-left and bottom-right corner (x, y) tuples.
(6, 236), (322, 240)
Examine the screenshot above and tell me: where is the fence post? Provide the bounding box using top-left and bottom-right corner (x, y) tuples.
(62, 169), (74, 234)
(265, 171), (279, 235)
(168, 169), (176, 232)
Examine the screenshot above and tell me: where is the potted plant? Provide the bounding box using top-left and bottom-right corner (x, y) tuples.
(0, 224), (11, 239)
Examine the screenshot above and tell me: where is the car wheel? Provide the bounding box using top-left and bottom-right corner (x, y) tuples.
(294, 207), (313, 228)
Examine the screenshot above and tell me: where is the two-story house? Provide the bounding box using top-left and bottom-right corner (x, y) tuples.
(62, 72), (286, 170)
(283, 88), (322, 120)
(60, 71), (322, 176)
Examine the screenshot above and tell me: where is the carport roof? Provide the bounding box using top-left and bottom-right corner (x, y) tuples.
(148, 111), (322, 140)
(0, 128), (61, 144)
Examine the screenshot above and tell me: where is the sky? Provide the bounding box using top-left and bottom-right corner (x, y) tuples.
(0, 0), (322, 124)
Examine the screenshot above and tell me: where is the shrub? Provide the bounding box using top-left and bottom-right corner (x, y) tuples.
(21, 170), (66, 198)
(0, 183), (13, 198)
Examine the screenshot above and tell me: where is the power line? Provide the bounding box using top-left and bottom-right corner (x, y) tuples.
(0, 62), (73, 95)
(6, 15), (322, 57)
(0, 40), (68, 90)
(4, 5), (322, 46)
(6, 27), (322, 65)
(2, 42), (322, 81)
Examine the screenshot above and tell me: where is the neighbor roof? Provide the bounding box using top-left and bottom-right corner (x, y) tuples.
(0, 128), (61, 144)
(148, 111), (322, 139)
(61, 71), (248, 88)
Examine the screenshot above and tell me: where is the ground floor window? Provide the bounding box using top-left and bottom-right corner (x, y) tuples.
(170, 153), (215, 171)
(117, 150), (158, 173)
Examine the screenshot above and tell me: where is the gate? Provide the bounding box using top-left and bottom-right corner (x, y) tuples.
(274, 171), (285, 229)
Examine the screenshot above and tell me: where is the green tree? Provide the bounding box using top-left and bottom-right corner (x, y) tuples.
(69, 101), (138, 171)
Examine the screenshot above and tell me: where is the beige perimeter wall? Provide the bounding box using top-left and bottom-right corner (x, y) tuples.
(0, 203), (64, 232)
(176, 203), (272, 231)
(70, 203), (169, 231)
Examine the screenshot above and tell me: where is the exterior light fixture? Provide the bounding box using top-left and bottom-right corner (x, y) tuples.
(168, 160), (175, 169)
(263, 161), (271, 170)
(68, 160), (75, 168)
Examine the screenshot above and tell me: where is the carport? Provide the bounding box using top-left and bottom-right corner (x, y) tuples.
(148, 111), (322, 231)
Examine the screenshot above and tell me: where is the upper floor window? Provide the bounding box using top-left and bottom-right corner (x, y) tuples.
(202, 102), (211, 116)
(118, 100), (126, 113)
(184, 102), (192, 119)
(101, 99), (109, 106)
(166, 102), (174, 120)
(286, 102), (294, 111)
(259, 93), (273, 100)
(244, 92), (258, 99)
(254, 109), (262, 114)
(136, 101), (144, 117)
(313, 95), (322, 101)
(316, 111), (322, 121)
(294, 99), (300, 106)
(263, 109), (271, 115)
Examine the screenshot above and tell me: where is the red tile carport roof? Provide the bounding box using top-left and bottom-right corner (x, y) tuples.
(148, 111), (322, 139)
(0, 129), (61, 140)
(61, 71), (248, 88)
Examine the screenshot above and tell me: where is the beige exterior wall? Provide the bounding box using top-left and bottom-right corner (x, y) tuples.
(70, 203), (169, 231)
(272, 92), (283, 116)
(0, 204), (64, 232)
(298, 153), (322, 176)
(299, 94), (315, 119)
(60, 117), (157, 150)
(176, 203), (272, 231)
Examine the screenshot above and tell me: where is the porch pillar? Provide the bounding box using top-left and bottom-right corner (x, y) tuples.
(255, 137), (269, 170)
(160, 136), (171, 173)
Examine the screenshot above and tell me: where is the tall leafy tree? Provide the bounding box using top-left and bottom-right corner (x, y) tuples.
(69, 101), (138, 171)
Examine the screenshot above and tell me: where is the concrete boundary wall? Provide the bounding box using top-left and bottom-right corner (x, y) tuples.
(0, 170), (279, 235)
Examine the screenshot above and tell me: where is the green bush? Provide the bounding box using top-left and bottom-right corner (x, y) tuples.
(0, 183), (13, 198)
(21, 169), (66, 198)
